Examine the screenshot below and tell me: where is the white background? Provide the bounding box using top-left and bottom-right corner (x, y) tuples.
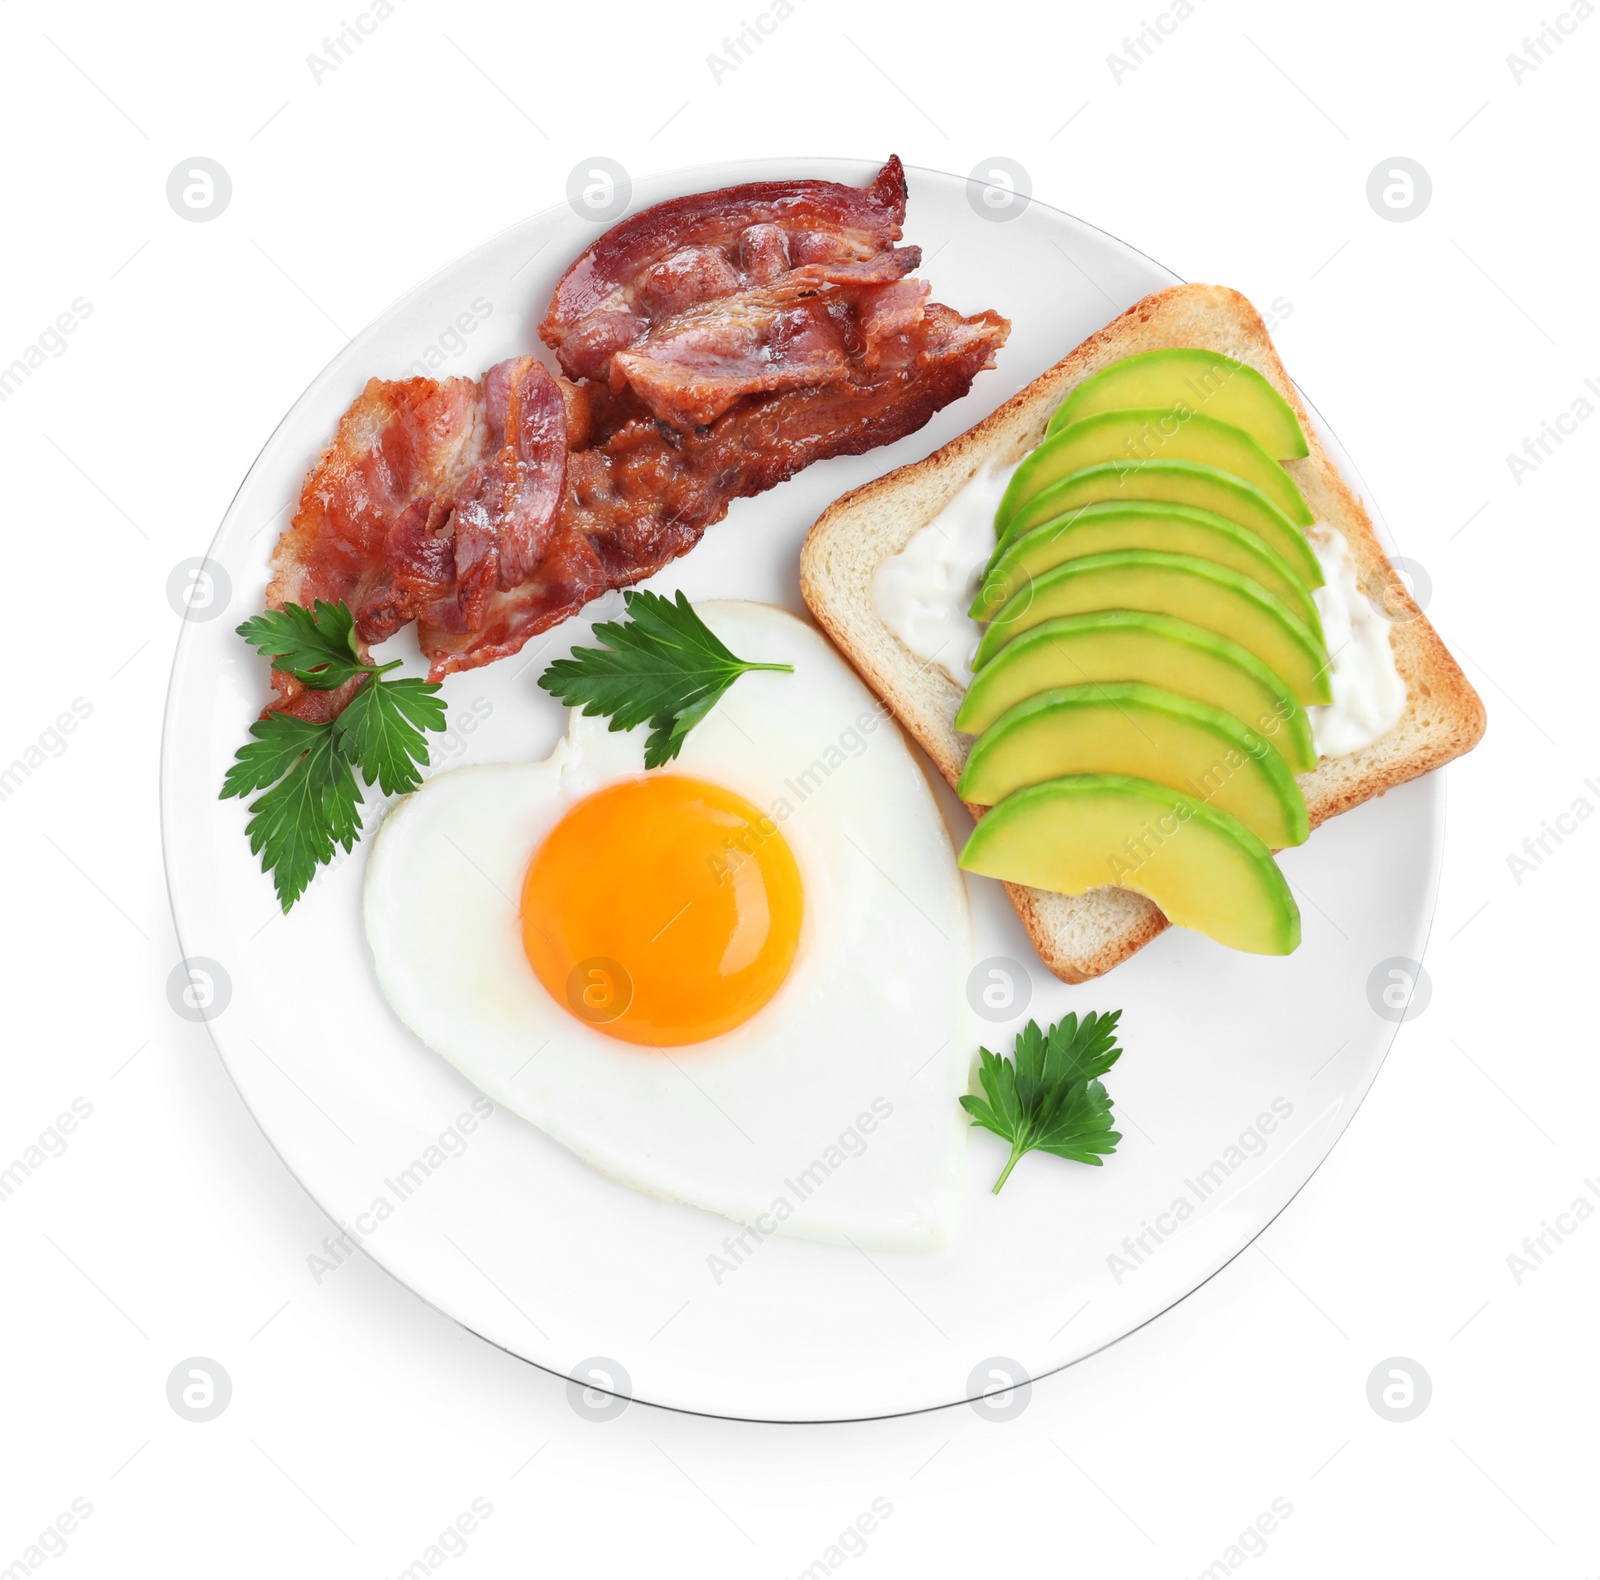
(2, 0), (1595, 1574)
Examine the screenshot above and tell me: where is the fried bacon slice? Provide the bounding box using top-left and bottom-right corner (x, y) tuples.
(267, 359), (570, 718)
(262, 156), (1010, 713)
(420, 301), (1010, 676)
(540, 157), (938, 427)
(265, 377), (484, 719)
(358, 357), (569, 639)
(268, 376), (484, 618)
(540, 155), (913, 384)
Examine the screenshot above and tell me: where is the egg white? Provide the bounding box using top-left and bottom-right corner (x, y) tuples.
(363, 602), (976, 1250)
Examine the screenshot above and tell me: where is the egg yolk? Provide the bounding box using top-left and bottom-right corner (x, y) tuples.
(520, 776), (803, 1047)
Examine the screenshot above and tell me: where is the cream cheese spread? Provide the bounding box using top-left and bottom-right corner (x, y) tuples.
(869, 464), (1013, 688)
(1305, 522), (1407, 757)
(869, 465), (1407, 762)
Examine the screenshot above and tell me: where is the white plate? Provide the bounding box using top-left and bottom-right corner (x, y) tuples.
(161, 157), (1441, 1421)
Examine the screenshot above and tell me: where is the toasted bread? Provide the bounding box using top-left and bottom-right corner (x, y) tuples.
(800, 284), (1486, 982)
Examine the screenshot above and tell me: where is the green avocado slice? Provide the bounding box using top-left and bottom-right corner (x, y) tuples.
(1049, 349), (1308, 459)
(959, 773), (1301, 956)
(997, 409), (1314, 531)
(953, 610), (1317, 773)
(974, 550), (1332, 706)
(994, 460), (1323, 590)
(957, 683), (1309, 848)
(972, 501), (1323, 639)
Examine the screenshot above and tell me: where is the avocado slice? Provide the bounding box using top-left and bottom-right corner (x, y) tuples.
(959, 773), (1301, 956)
(997, 410), (1313, 531)
(974, 549), (1332, 705)
(953, 611), (1317, 773)
(994, 460), (1323, 591)
(957, 683), (1308, 848)
(972, 501), (1322, 638)
(1050, 349), (1308, 459)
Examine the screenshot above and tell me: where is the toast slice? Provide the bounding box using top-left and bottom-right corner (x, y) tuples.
(800, 284), (1486, 982)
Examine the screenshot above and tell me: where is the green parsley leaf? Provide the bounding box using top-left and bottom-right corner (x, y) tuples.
(220, 712), (329, 800)
(960, 1011), (1124, 1192)
(232, 723), (363, 911)
(222, 600), (449, 910)
(236, 600), (368, 691)
(335, 674), (447, 796)
(538, 589), (794, 770)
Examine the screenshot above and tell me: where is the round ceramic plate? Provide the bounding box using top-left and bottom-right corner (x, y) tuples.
(161, 157), (1441, 1421)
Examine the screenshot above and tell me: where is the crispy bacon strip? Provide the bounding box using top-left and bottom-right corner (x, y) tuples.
(262, 156), (1011, 711)
(266, 377), (484, 717)
(267, 359), (567, 716)
(395, 356), (569, 636)
(540, 156), (916, 398)
(419, 302), (1010, 677)
(610, 294), (846, 428)
(268, 376), (484, 617)
(606, 245), (926, 426)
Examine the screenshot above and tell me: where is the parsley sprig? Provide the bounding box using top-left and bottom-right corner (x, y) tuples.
(538, 590), (793, 768)
(962, 1012), (1124, 1192)
(221, 600), (446, 911)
